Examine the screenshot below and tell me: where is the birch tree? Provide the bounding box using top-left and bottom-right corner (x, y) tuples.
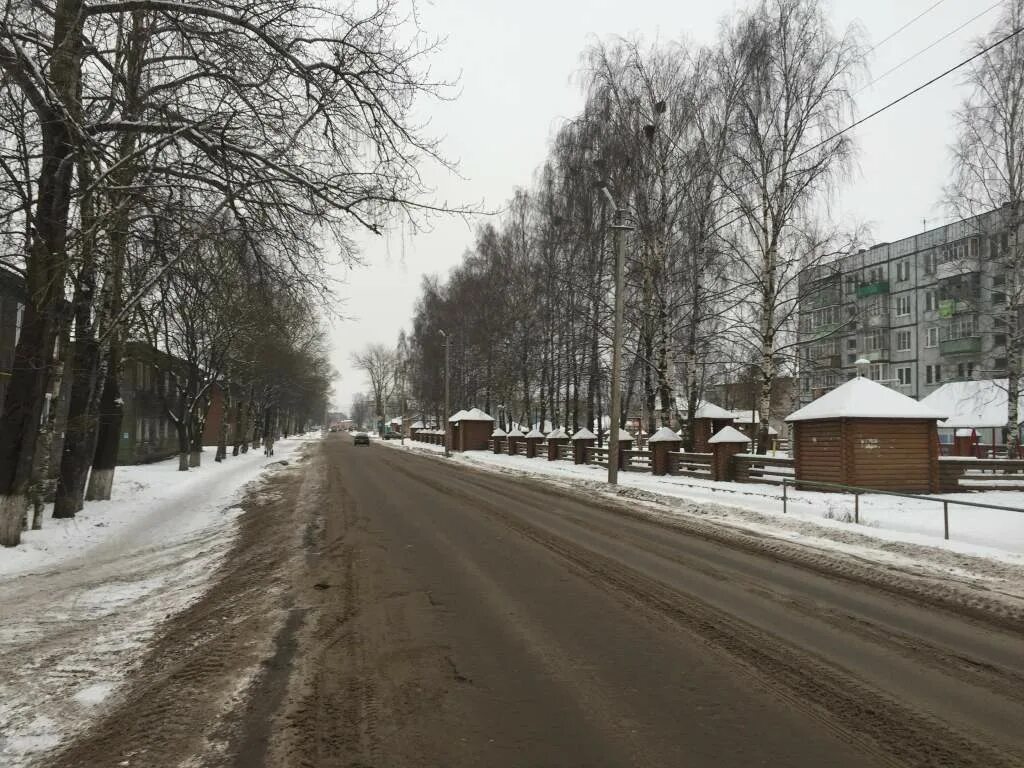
(719, 0), (865, 452)
(946, 0), (1024, 456)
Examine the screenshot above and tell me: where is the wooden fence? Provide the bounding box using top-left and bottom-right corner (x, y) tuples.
(734, 455), (795, 486)
(667, 452), (713, 479)
(938, 457), (1024, 492)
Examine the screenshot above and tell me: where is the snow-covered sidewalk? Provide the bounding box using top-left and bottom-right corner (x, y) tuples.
(382, 438), (1024, 593)
(0, 434), (318, 767)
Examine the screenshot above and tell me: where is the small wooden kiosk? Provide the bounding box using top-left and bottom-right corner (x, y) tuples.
(786, 377), (945, 493)
(682, 402), (737, 452)
(524, 428), (546, 458)
(506, 426), (526, 456)
(546, 428), (569, 460)
(448, 408), (494, 452)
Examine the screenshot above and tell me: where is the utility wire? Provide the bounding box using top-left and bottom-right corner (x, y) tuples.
(856, 1), (1001, 96)
(704, 23), (1024, 242)
(866, 0), (947, 56)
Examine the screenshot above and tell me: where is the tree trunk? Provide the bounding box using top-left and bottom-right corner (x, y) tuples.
(176, 419), (190, 471)
(85, 348), (124, 501)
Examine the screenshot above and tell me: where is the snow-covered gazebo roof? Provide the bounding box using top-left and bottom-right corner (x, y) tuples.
(679, 401), (736, 420)
(786, 377), (946, 422)
(571, 427), (596, 440)
(506, 426), (525, 437)
(547, 428), (569, 439)
(450, 408), (493, 422)
(919, 379), (1023, 429)
(525, 428), (546, 439)
(410, 420), (425, 429)
(490, 428), (507, 438)
(614, 428), (633, 441)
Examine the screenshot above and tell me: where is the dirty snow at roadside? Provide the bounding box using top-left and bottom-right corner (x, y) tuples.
(0, 434), (318, 768)
(382, 439), (1024, 597)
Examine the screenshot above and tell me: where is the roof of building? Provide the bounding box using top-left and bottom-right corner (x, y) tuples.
(708, 426), (751, 444)
(525, 428), (546, 439)
(491, 428), (507, 437)
(449, 408), (493, 422)
(920, 378), (1024, 429)
(547, 428), (569, 439)
(506, 426), (525, 437)
(679, 401), (736, 420)
(410, 420), (425, 429)
(571, 428), (597, 440)
(786, 376), (946, 422)
(614, 428), (633, 441)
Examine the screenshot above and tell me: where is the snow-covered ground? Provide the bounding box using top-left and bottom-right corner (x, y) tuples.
(0, 434), (319, 767)
(383, 438), (1024, 592)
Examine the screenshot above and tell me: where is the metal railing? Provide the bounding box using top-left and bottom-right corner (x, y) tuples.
(781, 477), (1024, 540)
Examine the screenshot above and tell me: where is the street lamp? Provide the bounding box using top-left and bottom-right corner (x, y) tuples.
(439, 329), (450, 457)
(597, 182), (632, 486)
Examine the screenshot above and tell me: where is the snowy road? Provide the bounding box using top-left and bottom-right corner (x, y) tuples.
(28, 435), (1024, 767)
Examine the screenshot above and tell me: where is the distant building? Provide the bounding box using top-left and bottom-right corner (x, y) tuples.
(797, 204), (1022, 407)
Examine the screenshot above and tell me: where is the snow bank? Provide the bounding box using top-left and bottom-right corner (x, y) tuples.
(0, 434), (319, 767)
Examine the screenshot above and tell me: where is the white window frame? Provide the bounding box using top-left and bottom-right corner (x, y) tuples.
(896, 330), (912, 352)
(896, 295), (910, 316)
(925, 327), (938, 347)
(897, 366), (912, 386)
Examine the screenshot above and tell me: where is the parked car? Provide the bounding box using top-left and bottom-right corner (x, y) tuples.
(353, 432), (370, 446)
(382, 430), (402, 440)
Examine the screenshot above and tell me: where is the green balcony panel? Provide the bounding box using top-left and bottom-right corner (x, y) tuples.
(939, 336), (981, 355)
(856, 281), (889, 298)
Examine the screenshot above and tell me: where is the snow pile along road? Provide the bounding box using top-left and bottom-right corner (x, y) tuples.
(0, 434), (318, 768)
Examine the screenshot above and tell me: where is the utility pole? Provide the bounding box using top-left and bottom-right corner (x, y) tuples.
(440, 329), (450, 457)
(601, 187), (629, 485)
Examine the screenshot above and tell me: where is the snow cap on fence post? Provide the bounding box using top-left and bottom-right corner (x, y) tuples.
(708, 426), (750, 482)
(570, 427), (597, 465)
(649, 426), (682, 476)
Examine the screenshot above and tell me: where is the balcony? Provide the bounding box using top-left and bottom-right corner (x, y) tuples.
(864, 313), (890, 328)
(936, 258), (979, 282)
(856, 281), (889, 298)
(939, 336), (981, 355)
(806, 322), (841, 340)
(810, 354), (842, 369)
(862, 349), (889, 363)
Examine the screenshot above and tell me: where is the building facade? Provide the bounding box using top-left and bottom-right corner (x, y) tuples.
(797, 204), (1021, 407)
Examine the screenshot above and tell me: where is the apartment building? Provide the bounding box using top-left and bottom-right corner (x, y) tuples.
(797, 204), (1021, 408)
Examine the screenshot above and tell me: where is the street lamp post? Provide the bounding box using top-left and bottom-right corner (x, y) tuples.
(440, 330), (451, 458)
(600, 185), (630, 486)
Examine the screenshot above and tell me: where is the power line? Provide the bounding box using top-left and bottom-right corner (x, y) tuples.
(701, 22), (1024, 241)
(866, 0), (947, 56)
(856, 1), (1001, 96)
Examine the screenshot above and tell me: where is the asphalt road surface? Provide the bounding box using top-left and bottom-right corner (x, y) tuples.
(53, 435), (1024, 768)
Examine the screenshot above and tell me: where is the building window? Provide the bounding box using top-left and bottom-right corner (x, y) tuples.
(896, 261), (909, 281)
(846, 337), (857, 350)
(896, 330), (912, 351)
(993, 291), (1007, 305)
(995, 333), (1007, 347)
(925, 327), (939, 347)
(925, 364), (941, 384)
(923, 251), (936, 274)
(957, 362), (975, 379)
(870, 363), (888, 381)
(896, 295), (911, 316)
(897, 366), (912, 386)
(847, 352), (857, 364)
(995, 357), (1008, 372)
(924, 291), (936, 312)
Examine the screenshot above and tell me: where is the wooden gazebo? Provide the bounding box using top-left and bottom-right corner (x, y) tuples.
(786, 377), (945, 493)
(681, 401), (737, 452)
(448, 408), (494, 452)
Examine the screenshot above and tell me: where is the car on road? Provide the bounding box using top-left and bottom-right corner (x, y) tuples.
(382, 430), (403, 440)
(353, 432), (370, 446)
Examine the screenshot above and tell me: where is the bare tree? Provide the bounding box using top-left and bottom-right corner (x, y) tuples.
(946, 0), (1024, 456)
(718, 0), (865, 452)
(352, 344), (398, 433)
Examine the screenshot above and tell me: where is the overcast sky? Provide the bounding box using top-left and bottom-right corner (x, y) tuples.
(327, 0), (999, 412)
